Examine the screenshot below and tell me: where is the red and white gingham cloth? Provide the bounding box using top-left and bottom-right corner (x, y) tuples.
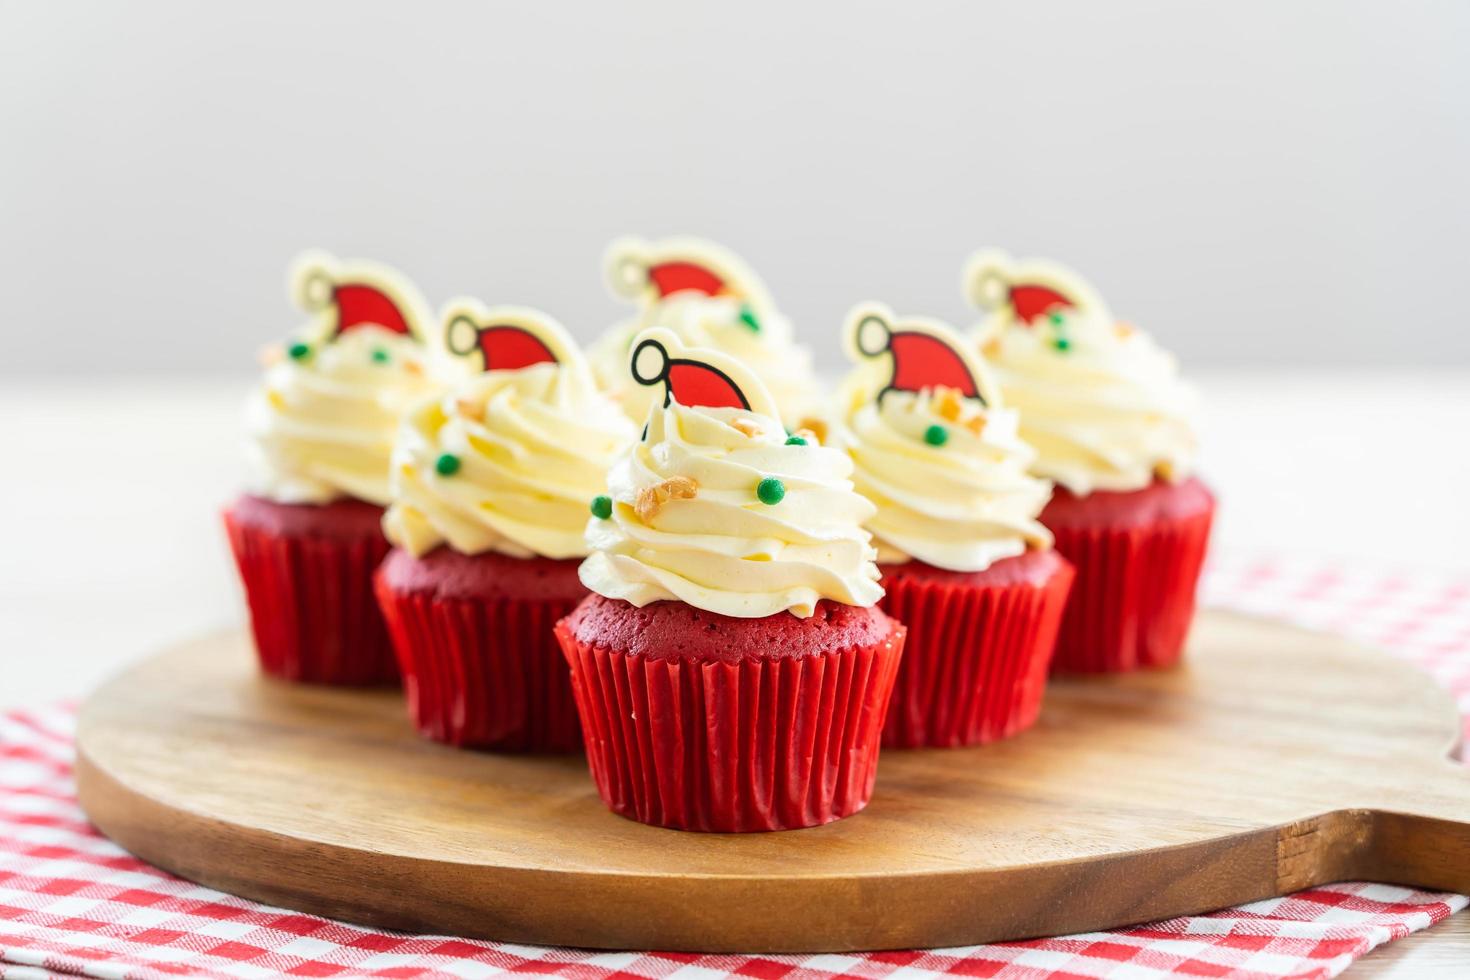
(3, 552), (1469, 980)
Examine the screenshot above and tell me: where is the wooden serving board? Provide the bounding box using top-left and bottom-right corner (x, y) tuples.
(75, 612), (1470, 953)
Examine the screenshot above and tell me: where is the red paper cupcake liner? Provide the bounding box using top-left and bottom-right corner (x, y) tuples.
(879, 550), (1074, 748)
(375, 574), (583, 753)
(1045, 480), (1216, 673)
(223, 505), (397, 686)
(555, 612), (906, 832)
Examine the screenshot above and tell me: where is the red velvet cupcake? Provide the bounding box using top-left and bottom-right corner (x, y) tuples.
(965, 250), (1214, 673)
(557, 596), (902, 832)
(562, 327), (904, 831)
(1040, 477), (1214, 672)
(375, 302), (636, 752)
(227, 251), (437, 685)
(837, 304), (1073, 747)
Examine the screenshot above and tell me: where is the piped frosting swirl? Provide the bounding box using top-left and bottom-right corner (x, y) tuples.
(835, 304), (1052, 572)
(244, 253), (439, 506)
(965, 251), (1198, 496)
(383, 305), (636, 559)
(579, 327), (882, 618)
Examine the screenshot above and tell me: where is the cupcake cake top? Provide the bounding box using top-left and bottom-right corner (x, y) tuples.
(579, 327), (883, 619)
(964, 250), (1198, 496)
(835, 304), (1052, 573)
(589, 236), (819, 427)
(244, 251), (439, 507)
(383, 303), (636, 560)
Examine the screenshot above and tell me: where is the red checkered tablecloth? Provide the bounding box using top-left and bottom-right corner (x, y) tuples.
(3, 552), (1469, 980)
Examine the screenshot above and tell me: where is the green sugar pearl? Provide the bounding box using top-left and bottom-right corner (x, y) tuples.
(1053, 337), (1072, 352)
(287, 341), (312, 361)
(756, 477), (786, 505)
(434, 453), (462, 476)
(590, 494), (613, 520)
(738, 305), (761, 333)
(1048, 311), (1066, 325)
(370, 347), (390, 364)
(923, 424), (949, 447)
(784, 435), (807, 446)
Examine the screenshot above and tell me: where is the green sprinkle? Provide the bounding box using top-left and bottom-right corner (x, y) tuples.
(923, 424), (949, 447)
(590, 494), (613, 520)
(785, 435), (807, 446)
(434, 453), (462, 476)
(738, 305), (761, 333)
(756, 476), (786, 505)
(1048, 311), (1066, 325)
(1053, 337), (1072, 352)
(371, 347), (390, 364)
(287, 341), (312, 361)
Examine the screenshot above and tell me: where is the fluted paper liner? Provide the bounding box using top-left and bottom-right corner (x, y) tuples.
(1047, 487), (1215, 673)
(556, 621), (906, 832)
(879, 556), (1074, 748)
(375, 577), (582, 752)
(223, 510), (397, 686)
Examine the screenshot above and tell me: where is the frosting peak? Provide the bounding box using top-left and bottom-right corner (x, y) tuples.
(579, 328), (883, 619)
(964, 251), (1199, 496)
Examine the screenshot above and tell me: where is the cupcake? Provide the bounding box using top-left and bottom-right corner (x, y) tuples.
(835, 305), (1074, 747)
(558, 328), (905, 831)
(590, 236), (820, 427)
(225, 252), (438, 685)
(374, 303), (637, 751)
(964, 251), (1214, 673)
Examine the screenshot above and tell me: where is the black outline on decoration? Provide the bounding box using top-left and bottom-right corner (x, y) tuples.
(854, 314), (987, 408)
(630, 336), (751, 411)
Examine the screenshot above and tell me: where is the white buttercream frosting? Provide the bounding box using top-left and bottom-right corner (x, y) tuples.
(245, 326), (437, 506)
(383, 361), (636, 559)
(579, 359), (883, 619)
(837, 386), (1052, 571)
(982, 308), (1198, 496)
(964, 251), (1199, 496)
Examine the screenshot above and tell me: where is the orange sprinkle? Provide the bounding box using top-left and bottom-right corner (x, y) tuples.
(932, 386), (966, 423)
(731, 417), (764, 438)
(455, 394), (487, 419)
(636, 475), (699, 522)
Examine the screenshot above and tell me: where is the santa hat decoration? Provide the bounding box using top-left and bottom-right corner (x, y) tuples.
(290, 251), (430, 343)
(962, 249), (1110, 327)
(844, 303), (999, 407)
(629, 327), (778, 420)
(604, 236), (776, 319)
(442, 300), (586, 378)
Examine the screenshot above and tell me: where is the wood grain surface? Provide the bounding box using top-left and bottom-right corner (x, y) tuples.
(74, 613), (1470, 953)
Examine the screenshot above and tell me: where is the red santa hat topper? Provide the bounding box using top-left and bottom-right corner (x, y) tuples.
(289, 250), (430, 344)
(443, 300), (591, 380)
(844, 302), (999, 408)
(962, 249), (1110, 328)
(629, 327), (779, 421)
(605, 236), (776, 320)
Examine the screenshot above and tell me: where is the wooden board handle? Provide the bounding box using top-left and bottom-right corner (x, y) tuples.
(1362, 758), (1470, 893)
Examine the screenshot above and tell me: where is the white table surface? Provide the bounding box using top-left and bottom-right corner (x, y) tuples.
(2, 369), (1468, 977)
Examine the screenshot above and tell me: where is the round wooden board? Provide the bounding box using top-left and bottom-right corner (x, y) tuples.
(76, 612), (1470, 953)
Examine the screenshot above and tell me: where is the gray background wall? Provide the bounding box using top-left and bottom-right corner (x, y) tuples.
(3, 0), (1466, 377)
